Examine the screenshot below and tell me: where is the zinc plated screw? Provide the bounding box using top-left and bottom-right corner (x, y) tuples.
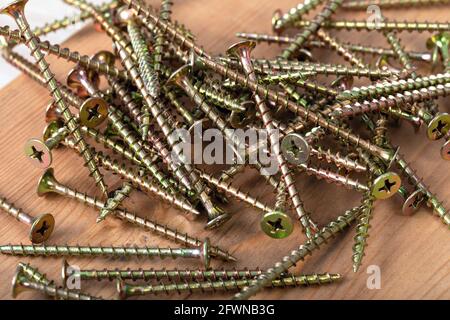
(193, 54), (395, 163)
(227, 40), (317, 239)
(12, 266), (102, 300)
(0, 0), (108, 198)
(336, 73), (450, 101)
(1, 242), (212, 269)
(310, 146), (367, 173)
(235, 33), (432, 62)
(260, 183), (294, 239)
(35, 168), (236, 262)
(18, 262), (51, 285)
(271, 0), (325, 32)
(292, 19), (450, 33)
(152, 0), (173, 75)
(352, 193), (375, 272)
(384, 31), (417, 78)
(117, 273), (342, 298)
(97, 182), (134, 223)
(279, 0), (344, 59)
(62, 259), (264, 282)
(233, 203), (366, 300)
(441, 132), (450, 160)
(0, 196), (55, 244)
(343, 0), (450, 9)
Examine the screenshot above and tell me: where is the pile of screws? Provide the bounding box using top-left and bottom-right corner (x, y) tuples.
(0, 0), (449, 300)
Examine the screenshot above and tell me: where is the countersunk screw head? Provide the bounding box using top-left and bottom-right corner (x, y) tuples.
(371, 172), (402, 200)
(29, 213), (55, 243)
(44, 102), (60, 123)
(204, 206), (231, 230)
(440, 139), (450, 160)
(427, 113), (450, 140)
(116, 278), (127, 300)
(61, 259), (69, 288)
(166, 64), (191, 87)
(281, 133), (310, 164)
(0, 0), (27, 16)
(42, 119), (64, 143)
(67, 68), (99, 99)
(200, 237), (211, 270)
(226, 40), (256, 57)
(36, 168), (56, 197)
(260, 210), (293, 239)
(402, 189), (425, 216)
(24, 139), (52, 169)
(230, 101), (255, 129)
(79, 97), (108, 128)
(11, 264), (28, 299)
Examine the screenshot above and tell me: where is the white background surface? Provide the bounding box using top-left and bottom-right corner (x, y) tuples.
(0, 0), (106, 89)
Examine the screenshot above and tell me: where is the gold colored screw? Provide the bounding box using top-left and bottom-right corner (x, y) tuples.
(97, 182), (134, 223)
(0, 195), (55, 244)
(0, 0), (108, 197)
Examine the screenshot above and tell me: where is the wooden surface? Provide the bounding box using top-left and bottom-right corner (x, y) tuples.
(0, 0), (449, 300)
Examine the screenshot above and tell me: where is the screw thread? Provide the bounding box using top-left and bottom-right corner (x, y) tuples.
(0, 196), (33, 224)
(19, 278), (102, 300)
(384, 31), (417, 77)
(18, 263), (51, 285)
(98, 182), (133, 222)
(120, 273), (341, 297)
(232, 204), (365, 300)
(193, 80), (247, 113)
(352, 194), (375, 272)
(311, 146), (367, 172)
(293, 19), (450, 33)
(343, 0), (449, 9)
(273, 0), (325, 31)
(280, 0), (344, 59)
(152, 0), (173, 74)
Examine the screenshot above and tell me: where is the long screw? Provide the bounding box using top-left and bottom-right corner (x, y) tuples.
(62, 259), (265, 282)
(292, 19), (450, 32)
(18, 262), (51, 285)
(12, 266), (102, 300)
(152, 0), (173, 75)
(117, 273), (342, 298)
(35, 168), (236, 261)
(352, 193), (375, 272)
(0, 196), (55, 244)
(1, 242), (212, 269)
(342, 0), (450, 9)
(228, 40), (317, 238)
(0, 1), (108, 197)
(233, 204), (366, 300)
(235, 33), (432, 62)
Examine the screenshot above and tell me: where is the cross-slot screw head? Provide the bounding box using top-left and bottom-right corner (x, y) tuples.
(441, 139), (450, 160)
(427, 113), (450, 140)
(67, 67), (100, 99)
(371, 172), (402, 200)
(11, 264), (28, 299)
(24, 139), (52, 169)
(401, 189), (426, 216)
(281, 133), (310, 165)
(79, 97), (108, 128)
(36, 168), (56, 196)
(260, 211), (293, 239)
(29, 213), (55, 244)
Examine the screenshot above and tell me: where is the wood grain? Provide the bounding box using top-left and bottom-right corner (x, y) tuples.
(0, 0), (449, 300)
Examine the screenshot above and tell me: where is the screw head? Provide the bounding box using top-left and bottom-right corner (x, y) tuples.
(116, 279), (127, 300)
(67, 68), (99, 98)
(61, 259), (69, 288)
(440, 139), (450, 160)
(11, 265), (28, 299)
(44, 102), (61, 123)
(200, 237), (211, 270)
(42, 120), (65, 145)
(402, 189), (425, 216)
(36, 168), (57, 197)
(226, 40), (256, 58)
(0, 0), (27, 16)
(271, 9), (283, 32)
(230, 101), (255, 129)
(427, 113), (450, 140)
(281, 133), (310, 165)
(29, 213), (55, 243)
(92, 50), (116, 67)
(166, 64), (192, 87)
(79, 97), (108, 128)
(371, 172), (402, 200)
(204, 206), (231, 230)
(115, 6), (135, 25)
(260, 210), (293, 239)
(24, 138), (52, 169)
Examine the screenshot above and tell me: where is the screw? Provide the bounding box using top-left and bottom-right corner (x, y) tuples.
(352, 193), (375, 272)
(97, 182), (133, 223)
(235, 32), (432, 62)
(1, 241), (212, 269)
(336, 73), (450, 102)
(0, 195), (54, 244)
(117, 273), (342, 298)
(427, 32), (450, 72)
(35, 168), (236, 262)
(441, 132), (450, 160)
(227, 40), (317, 238)
(384, 31), (417, 77)
(11, 265), (102, 300)
(233, 203), (366, 300)
(271, 0), (324, 32)
(292, 19), (450, 33)
(343, 0), (449, 9)
(62, 259), (264, 282)
(0, 2), (108, 197)
(260, 183), (293, 239)
(279, 0), (344, 59)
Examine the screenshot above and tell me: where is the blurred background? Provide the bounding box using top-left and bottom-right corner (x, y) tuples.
(0, 0), (105, 88)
